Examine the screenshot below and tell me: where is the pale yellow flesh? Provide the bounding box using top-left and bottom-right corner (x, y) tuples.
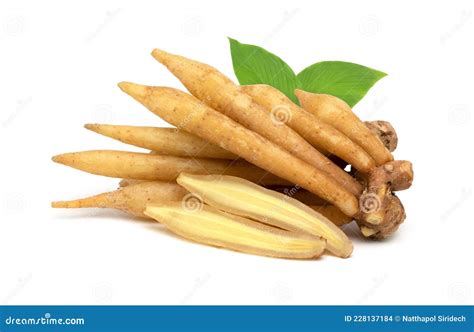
(85, 124), (237, 160)
(295, 90), (392, 167)
(177, 173), (353, 258)
(145, 204), (326, 259)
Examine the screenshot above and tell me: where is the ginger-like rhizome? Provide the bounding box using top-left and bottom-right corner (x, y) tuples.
(296, 90), (414, 240)
(52, 48), (415, 260)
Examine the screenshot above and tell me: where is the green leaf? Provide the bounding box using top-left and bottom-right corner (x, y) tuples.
(228, 38), (300, 103)
(228, 38), (387, 107)
(297, 61), (387, 107)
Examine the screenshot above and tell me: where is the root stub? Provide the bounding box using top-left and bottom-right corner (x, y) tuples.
(356, 193), (406, 239)
(355, 160), (413, 239)
(365, 121), (398, 152)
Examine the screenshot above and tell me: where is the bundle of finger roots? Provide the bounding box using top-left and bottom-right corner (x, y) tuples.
(52, 49), (414, 259)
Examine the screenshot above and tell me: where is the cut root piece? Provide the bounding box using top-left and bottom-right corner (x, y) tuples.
(145, 203), (326, 259)
(295, 90), (393, 167)
(85, 124), (237, 159)
(177, 173), (353, 258)
(52, 181), (187, 218)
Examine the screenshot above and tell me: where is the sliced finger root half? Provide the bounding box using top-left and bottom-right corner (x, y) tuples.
(145, 203), (326, 259)
(176, 173), (353, 258)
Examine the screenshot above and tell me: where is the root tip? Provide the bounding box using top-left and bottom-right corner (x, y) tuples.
(84, 123), (97, 131)
(117, 81), (132, 93)
(51, 154), (63, 164)
(51, 201), (63, 208)
(118, 81), (148, 100)
(151, 48), (167, 62)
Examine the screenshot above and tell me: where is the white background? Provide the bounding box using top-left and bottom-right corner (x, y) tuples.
(1, 0), (473, 305)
